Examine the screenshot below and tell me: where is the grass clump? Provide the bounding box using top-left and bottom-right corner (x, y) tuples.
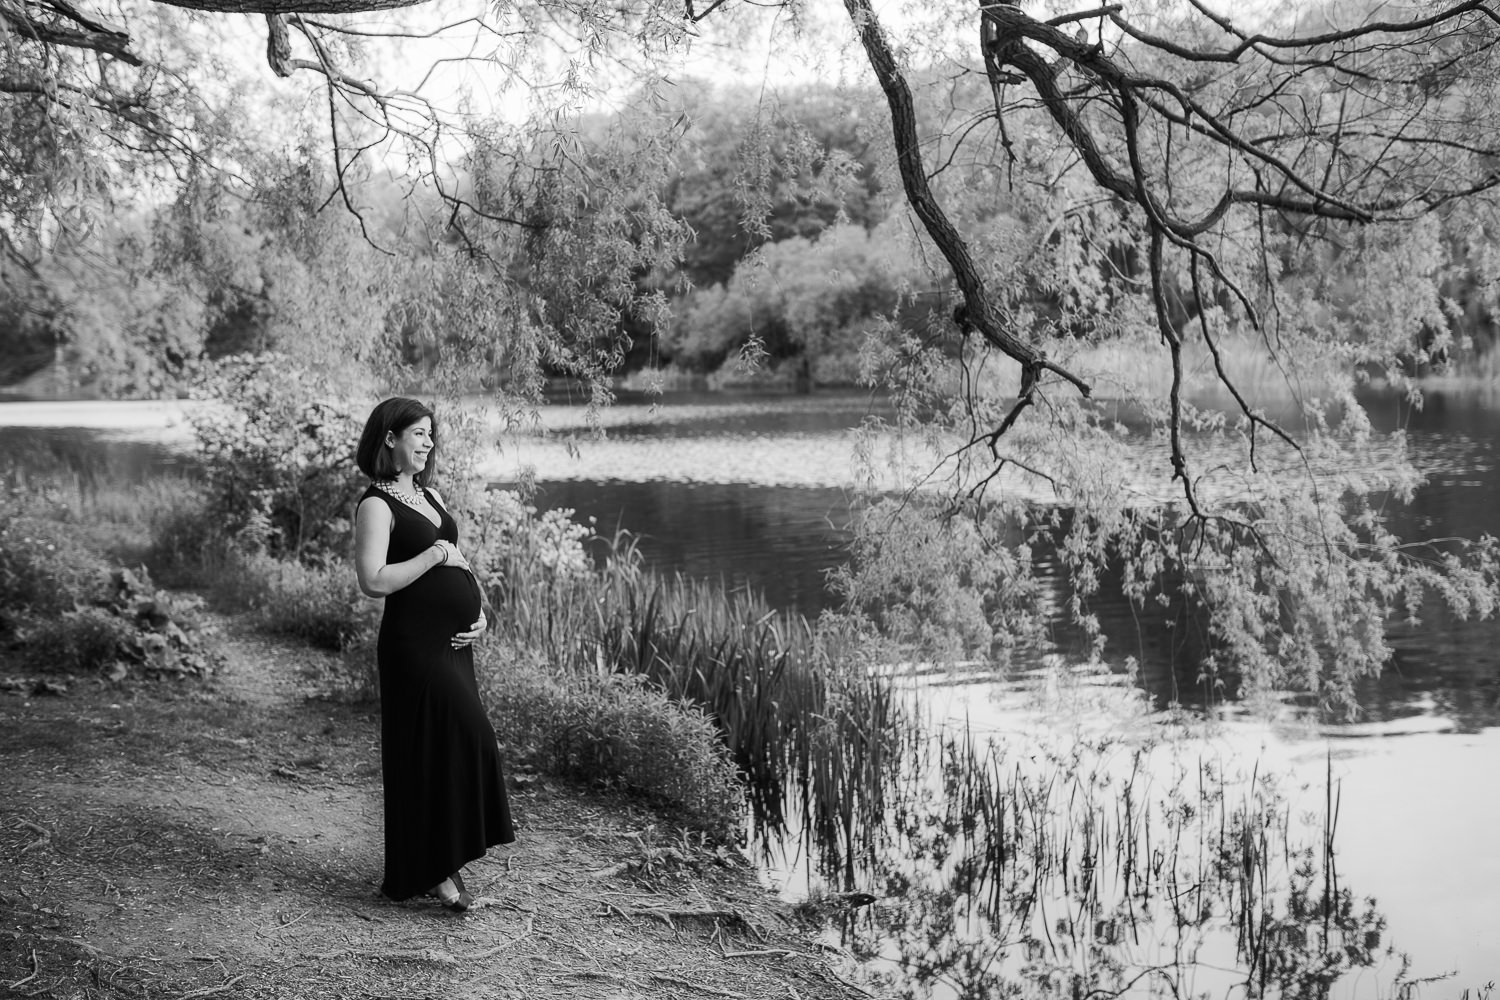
(211, 551), (378, 655)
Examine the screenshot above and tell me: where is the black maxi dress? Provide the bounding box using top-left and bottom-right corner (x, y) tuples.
(362, 484), (516, 901)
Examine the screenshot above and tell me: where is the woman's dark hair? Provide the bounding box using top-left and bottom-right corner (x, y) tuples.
(356, 397), (439, 486)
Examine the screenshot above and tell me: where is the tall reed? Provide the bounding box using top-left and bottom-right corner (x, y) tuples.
(482, 527), (909, 861)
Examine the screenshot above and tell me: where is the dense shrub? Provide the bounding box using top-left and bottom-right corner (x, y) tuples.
(20, 606), (142, 675)
(663, 222), (932, 380)
(188, 354), (363, 559)
(155, 533), (379, 670)
(478, 643), (744, 838)
(142, 483), (233, 588)
(20, 573), (217, 679)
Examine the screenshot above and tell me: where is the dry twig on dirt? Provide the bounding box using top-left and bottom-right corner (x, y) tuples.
(174, 972), (251, 999)
(18, 819), (52, 855)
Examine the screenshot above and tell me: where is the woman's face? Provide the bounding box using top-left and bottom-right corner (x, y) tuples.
(386, 416), (434, 476)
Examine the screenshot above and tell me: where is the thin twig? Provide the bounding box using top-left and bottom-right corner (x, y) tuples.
(175, 973), (251, 999)
(7, 949), (38, 989)
(647, 971), (747, 999)
(276, 908), (312, 931)
(19, 820), (52, 855)
(466, 921), (533, 961)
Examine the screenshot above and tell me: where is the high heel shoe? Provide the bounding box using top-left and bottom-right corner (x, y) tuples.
(427, 876), (472, 913)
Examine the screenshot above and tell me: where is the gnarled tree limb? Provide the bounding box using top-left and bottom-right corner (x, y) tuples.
(843, 0), (1092, 399)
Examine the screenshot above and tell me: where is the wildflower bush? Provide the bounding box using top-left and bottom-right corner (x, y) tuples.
(0, 513), (111, 627)
(189, 354), (363, 559)
(466, 488), (594, 597)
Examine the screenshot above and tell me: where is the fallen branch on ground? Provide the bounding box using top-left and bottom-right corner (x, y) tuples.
(467, 913), (534, 960)
(628, 907), (747, 927)
(649, 971), (748, 998)
(0, 928), (107, 959)
(587, 896), (635, 921)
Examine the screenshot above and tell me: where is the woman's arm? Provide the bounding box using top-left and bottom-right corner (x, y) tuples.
(354, 496), (449, 598)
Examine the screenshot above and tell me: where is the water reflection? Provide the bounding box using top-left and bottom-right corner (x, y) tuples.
(4, 426), (193, 484)
(521, 479), (854, 617)
(792, 711), (1402, 1000)
(526, 475), (1500, 728)
(12, 393), (1499, 728)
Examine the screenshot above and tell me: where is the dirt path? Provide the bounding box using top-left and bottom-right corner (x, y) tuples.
(0, 614), (871, 999)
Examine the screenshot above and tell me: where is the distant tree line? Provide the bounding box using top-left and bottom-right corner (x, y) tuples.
(4, 70), (1498, 398)
(1, 80), (902, 396)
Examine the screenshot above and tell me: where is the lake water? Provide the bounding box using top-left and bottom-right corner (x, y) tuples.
(489, 388), (1499, 994)
(3, 392), (1498, 994)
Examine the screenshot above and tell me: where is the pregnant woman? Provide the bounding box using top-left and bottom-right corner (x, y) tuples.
(353, 397), (515, 912)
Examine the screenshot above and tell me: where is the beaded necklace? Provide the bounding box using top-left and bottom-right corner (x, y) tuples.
(376, 479), (428, 510)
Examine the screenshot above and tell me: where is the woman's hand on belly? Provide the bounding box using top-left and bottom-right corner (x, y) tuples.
(434, 540), (474, 573)
(451, 611), (488, 649)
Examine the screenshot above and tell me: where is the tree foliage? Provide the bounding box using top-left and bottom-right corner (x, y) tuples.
(666, 221), (934, 379)
(8, 0), (1500, 709)
(656, 82), (887, 288)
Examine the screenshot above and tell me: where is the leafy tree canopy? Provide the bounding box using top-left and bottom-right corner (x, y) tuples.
(650, 81), (888, 288)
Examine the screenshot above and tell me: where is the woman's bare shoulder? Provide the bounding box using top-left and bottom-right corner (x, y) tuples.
(356, 493), (394, 521)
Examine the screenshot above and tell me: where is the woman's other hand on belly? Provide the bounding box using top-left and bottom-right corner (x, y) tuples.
(451, 612), (488, 649)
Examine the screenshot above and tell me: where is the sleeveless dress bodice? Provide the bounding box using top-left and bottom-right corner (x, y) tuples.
(371, 486), (482, 639)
